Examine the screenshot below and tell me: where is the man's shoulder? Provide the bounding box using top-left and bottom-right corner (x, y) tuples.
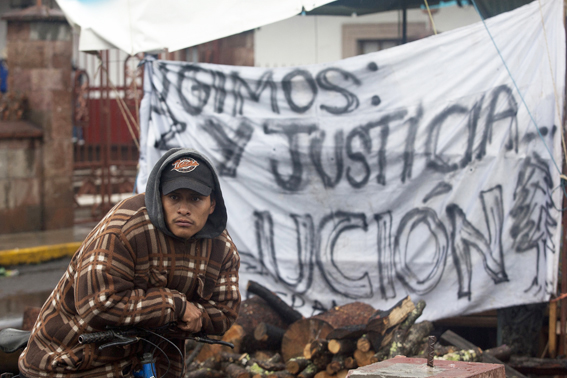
(117, 193), (146, 212)
(93, 193), (152, 235)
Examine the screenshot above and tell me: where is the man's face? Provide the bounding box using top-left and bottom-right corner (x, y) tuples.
(161, 188), (216, 239)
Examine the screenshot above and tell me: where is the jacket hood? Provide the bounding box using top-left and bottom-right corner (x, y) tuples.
(145, 148), (227, 240)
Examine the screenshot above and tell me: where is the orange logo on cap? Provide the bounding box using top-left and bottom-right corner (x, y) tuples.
(172, 158), (199, 173)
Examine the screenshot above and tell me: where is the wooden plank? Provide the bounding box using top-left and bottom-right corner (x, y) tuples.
(440, 330), (528, 378)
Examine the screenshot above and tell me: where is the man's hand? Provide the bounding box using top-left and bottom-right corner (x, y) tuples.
(179, 302), (203, 332)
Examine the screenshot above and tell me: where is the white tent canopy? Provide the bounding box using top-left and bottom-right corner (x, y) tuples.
(55, 0), (336, 55)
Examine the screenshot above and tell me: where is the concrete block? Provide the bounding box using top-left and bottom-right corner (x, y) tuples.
(52, 40), (73, 61)
(31, 68), (63, 92)
(0, 149), (8, 179)
(8, 148), (39, 178)
(43, 138), (73, 177)
(52, 52), (71, 70)
(346, 357), (505, 378)
(0, 180), (10, 210)
(44, 204), (74, 230)
(6, 205), (42, 233)
(43, 176), (73, 209)
(7, 22), (30, 42)
(28, 109), (48, 130)
(8, 67), (32, 93)
(50, 89), (73, 139)
(18, 42), (48, 69)
(12, 178), (41, 208)
(30, 22), (72, 42)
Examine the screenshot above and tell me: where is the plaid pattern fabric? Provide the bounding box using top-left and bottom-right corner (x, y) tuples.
(18, 194), (241, 378)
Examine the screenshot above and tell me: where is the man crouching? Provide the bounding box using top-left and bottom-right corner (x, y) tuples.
(19, 148), (241, 378)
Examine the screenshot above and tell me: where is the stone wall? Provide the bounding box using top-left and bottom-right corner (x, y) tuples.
(0, 6), (73, 233)
(0, 121), (42, 233)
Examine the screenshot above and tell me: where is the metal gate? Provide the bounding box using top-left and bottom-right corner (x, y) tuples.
(72, 50), (143, 223)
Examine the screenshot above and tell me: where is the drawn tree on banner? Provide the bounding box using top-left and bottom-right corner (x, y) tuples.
(510, 152), (557, 295)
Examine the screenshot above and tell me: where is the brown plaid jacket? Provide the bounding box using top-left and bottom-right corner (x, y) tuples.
(18, 194), (241, 377)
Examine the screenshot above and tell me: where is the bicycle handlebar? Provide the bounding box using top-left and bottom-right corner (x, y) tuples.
(78, 325), (234, 349)
(78, 330), (119, 345)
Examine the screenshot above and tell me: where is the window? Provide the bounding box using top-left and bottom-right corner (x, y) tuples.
(358, 39), (401, 55)
(342, 23), (430, 58)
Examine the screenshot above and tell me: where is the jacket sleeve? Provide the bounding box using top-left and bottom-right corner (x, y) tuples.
(193, 235), (241, 335)
(73, 232), (187, 330)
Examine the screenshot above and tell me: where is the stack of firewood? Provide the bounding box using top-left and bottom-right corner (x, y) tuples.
(184, 281), (480, 378)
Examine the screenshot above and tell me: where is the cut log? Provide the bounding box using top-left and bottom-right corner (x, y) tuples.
(247, 280), (304, 325)
(437, 349), (483, 362)
(285, 357), (310, 374)
(336, 370), (349, 378)
(326, 354), (346, 374)
(387, 328), (408, 359)
(439, 330), (482, 356)
(313, 371), (334, 378)
(282, 318), (333, 361)
(222, 325), (247, 354)
(404, 321), (433, 357)
(266, 353), (283, 364)
(202, 357), (220, 370)
(344, 356), (357, 369)
(314, 302), (375, 329)
(216, 352), (250, 364)
(247, 363), (268, 377)
(356, 335), (372, 353)
(303, 343), (313, 359)
(283, 302), (374, 361)
(298, 363), (319, 378)
(233, 296), (289, 353)
(186, 343), (205, 366)
(254, 351), (276, 361)
(366, 331), (385, 351)
(484, 345), (512, 362)
(379, 325), (399, 349)
(254, 323), (286, 350)
(370, 350), (386, 364)
(399, 300), (426, 331)
(265, 371), (296, 378)
(224, 362), (252, 378)
(312, 352), (332, 370)
(326, 324), (366, 340)
(354, 349), (375, 367)
(328, 338), (357, 355)
(254, 360), (286, 372)
(508, 356), (567, 375)
(186, 368), (226, 378)
(366, 296), (415, 335)
(307, 340), (329, 359)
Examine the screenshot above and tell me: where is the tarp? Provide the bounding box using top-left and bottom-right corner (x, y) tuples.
(137, 0), (565, 319)
(54, 0), (336, 54)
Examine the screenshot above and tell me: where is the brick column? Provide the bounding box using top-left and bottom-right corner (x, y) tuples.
(4, 6), (74, 230)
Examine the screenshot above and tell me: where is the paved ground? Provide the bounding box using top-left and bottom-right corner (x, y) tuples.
(0, 224), (94, 251)
(0, 257), (71, 326)
(0, 223), (97, 328)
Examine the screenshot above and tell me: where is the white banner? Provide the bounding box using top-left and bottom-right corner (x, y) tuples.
(137, 0), (565, 320)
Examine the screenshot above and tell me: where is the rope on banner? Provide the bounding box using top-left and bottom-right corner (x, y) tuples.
(470, 0), (567, 194)
(423, 0), (438, 35)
